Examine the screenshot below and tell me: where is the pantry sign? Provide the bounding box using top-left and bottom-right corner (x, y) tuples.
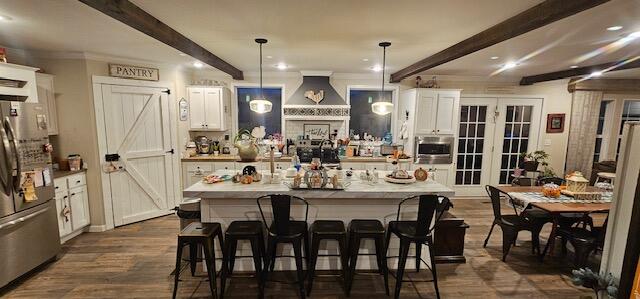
(109, 64), (159, 81)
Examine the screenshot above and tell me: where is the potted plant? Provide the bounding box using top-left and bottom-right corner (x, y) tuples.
(571, 268), (618, 299)
(519, 150), (550, 172)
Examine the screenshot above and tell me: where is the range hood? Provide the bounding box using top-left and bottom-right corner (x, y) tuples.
(289, 71), (345, 105)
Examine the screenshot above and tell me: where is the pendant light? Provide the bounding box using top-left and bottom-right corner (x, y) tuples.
(371, 42), (393, 116)
(249, 38), (273, 114)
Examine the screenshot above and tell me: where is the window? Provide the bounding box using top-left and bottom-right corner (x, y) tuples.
(236, 87), (282, 135)
(456, 105), (487, 185)
(617, 100), (640, 159)
(348, 89), (392, 138)
(593, 101), (609, 163)
(498, 105), (533, 184)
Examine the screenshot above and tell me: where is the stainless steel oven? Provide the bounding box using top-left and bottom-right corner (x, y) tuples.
(414, 136), (454, 164)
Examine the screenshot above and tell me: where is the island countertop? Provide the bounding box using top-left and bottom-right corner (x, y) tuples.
(183, 176), (454, 199)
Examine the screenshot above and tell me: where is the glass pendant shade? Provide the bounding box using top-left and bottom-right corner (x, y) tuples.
(371, 101), (393, 115)
(372, 42), (393, 115)
(249, 98), (272, 114)
(250, 38), (272, 114)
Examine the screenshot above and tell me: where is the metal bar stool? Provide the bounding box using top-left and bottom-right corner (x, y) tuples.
(306, 220), (349, 296)
(257, 194), (310, 299)
(219, 220), (265, 299)
(173, 222), (224, 299)
(346, 219), (390, 297)
(384, 195), (451, 299)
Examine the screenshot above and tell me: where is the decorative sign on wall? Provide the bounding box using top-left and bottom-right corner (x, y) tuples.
(109, 64), (159, 81)
(304, 90), (324, 104)
(303, 124), (330, 140)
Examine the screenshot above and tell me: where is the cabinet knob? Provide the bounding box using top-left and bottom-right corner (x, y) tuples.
(76, 180), (81, 183)
(71, 193), (76, 196)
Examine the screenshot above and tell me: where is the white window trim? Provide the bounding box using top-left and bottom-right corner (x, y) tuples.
(230, 83), (286, 137)
(595, 100), (615, 162)
(345, 84), (399, 140)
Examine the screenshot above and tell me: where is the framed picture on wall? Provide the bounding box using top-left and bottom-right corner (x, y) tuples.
(546, 113), (565, 133)
(303, 124), (330, 140)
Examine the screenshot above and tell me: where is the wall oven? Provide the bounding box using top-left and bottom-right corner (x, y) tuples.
(414, 136), (454, 164)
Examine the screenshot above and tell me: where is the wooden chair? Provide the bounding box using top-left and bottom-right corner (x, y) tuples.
(483, 185), (551, 260)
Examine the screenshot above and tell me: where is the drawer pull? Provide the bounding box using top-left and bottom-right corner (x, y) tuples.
(76, 180), (81, 183)
(63, 195), (68, 199)
(71, 193), (76, 196)
(55, 186), (59, 189)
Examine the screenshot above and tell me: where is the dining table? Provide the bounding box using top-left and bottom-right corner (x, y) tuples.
(495, 186), (611, 258)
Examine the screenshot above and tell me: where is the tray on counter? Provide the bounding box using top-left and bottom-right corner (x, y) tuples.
(283, 181), (350, 191)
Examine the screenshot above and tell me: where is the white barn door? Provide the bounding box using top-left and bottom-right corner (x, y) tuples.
(101, 85), (175, 226)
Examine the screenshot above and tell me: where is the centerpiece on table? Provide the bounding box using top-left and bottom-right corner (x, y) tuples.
(561, 171), (602, 201)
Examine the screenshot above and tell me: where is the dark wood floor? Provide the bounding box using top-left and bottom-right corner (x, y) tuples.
(1, 198), (596, 298)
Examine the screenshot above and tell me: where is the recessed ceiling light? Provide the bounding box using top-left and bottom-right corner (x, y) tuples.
(490, 56), (499, 60)
(371, 65), (383, 72)
(570, 65), (579, 69)
(590, 71), (603, 77)
(193, 61), (204, 68)
(607, 25), (623, 31)
(0, 15), (13, 21)
(503, 62), (518, 69)
(275, 63), (287, 70)
(266, 55), (273, 59)
(630, 31), (640, 39)
(362, 58), (369, 62)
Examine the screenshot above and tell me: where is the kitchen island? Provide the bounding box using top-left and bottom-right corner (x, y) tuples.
(183, 172), (456, 271)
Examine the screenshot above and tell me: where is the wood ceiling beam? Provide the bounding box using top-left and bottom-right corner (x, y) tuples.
(389, 0), (609, 83)
(568, 78), (640, 93)
(520, 59), (640, 85)
(79, 0), (243, 80)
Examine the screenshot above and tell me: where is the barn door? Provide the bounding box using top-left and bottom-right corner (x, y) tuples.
(101, 85), (175, 226)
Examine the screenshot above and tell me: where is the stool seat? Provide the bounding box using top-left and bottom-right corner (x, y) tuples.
(349, 219), (385, 234)
(180, 222), (220, 238)
(225, 221), (263, 236)
(310, 220), (346, 235)
(269, 220), (307, 237)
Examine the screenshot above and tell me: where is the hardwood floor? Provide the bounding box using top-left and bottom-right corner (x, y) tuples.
(1, 198), (595, 298)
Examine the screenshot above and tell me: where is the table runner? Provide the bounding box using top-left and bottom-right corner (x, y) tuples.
(507, 192), (613, 212)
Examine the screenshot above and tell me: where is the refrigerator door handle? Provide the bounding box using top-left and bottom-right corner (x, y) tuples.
(0, 206), (50, 230)
(0, 124), (11, 195)
(4, 117), (21, 192)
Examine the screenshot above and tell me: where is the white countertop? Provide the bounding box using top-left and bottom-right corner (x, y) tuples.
(183, 171), (455, 199)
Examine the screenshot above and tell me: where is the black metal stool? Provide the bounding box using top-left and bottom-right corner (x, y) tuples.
(385, 195), (451, 299)
(258, 194), (310, 299)
(346, 219), (390, 297)
(173, 222), (223, 299)
(219, 220), (265, 299)
(307, 220), (349, 296)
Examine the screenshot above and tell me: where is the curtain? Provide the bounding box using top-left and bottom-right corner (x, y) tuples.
(565, 90), (604, 178)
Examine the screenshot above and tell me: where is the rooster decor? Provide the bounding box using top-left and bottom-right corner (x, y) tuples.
(304, 90), (324, 104)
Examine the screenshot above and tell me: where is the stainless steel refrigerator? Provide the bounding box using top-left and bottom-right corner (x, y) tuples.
(0, 101), (60, 288)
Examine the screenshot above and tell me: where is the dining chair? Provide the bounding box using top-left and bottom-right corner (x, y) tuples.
(557, 215), (608, 268)
(483, 185), (551, 261)
(537, 176), (565, 186)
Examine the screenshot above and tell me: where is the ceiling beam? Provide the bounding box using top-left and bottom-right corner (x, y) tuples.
(79, 0), (243, 80)
(520, 59), (640, 85)
(568, 78), (640, 93)
(389, 0), (609, 83)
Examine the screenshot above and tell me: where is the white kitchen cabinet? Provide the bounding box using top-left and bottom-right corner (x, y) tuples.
(35, 73), (59, 135)
(405, 89), (461, 136)
(69, 186), (90, 231)
(0, 63), (38, 103)
(214, 162), (236, 172)
(53, 172), (90, 242)
(55, 192), (72, 237)
(365, 163), (387, 171)
(188, 86), (228, 131)
(182, 162), (214, 187)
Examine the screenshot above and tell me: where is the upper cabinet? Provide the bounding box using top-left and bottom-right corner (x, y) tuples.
(410, 89), (460, 136)
(0, 63), (39, 103)
(35, 73), (59, 135)
(188, 86), (228, 131)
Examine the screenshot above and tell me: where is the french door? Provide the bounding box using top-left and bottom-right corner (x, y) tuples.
(454, 97), (542, 196)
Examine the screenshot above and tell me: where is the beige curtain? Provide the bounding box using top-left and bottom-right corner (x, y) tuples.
(565, 90), (604, 178)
